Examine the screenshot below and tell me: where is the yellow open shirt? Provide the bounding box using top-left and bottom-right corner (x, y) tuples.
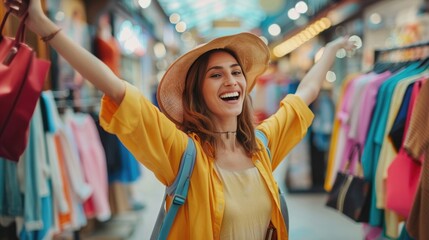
(100, 82), (314, 239)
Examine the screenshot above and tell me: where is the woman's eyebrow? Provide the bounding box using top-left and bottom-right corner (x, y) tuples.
(206, 63), (240, 73)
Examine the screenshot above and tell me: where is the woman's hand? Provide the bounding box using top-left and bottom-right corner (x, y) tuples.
(3, 0), (51, 36)
(4, 0), (125, 103)
(295, 35), (358, 105)
(326, 36), (357, 52)
(3, 0), (29, 17)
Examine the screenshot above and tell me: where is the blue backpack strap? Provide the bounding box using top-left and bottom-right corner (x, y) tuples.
(255, 129), (271, 159)
(255, 129), (289, 232)
(151, 137), (196, 240)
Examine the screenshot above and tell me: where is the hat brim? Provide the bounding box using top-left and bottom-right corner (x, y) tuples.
(157, 32), (270, 125)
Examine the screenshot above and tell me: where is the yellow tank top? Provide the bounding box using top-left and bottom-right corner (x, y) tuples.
(216, 165), (272, 240)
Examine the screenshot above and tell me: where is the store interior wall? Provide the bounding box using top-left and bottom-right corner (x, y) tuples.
(362, 0), (424, 70)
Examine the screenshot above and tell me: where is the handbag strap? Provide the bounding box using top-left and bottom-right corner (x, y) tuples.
(255, 130), (271, 158)
(14, 12), (28, 47)
(0, 10), (27, 44)
(151, 137), (196, 240)
(1, 12), (28, 65)
(345, 143), (362, 175)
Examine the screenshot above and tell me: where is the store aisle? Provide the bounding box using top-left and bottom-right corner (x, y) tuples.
(130, 162), (363, 240)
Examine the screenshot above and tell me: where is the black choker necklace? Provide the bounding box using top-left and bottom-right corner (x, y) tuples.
(214, 131), (237, 139)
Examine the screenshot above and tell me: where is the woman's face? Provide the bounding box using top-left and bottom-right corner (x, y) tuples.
(202, 51), (247, 122)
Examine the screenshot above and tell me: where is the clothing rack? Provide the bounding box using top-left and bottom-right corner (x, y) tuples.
(50, 88), (101, 113)
(374, 40), (429, 63)
(55, 98), (101, 108)
(50, 89), (71, 98)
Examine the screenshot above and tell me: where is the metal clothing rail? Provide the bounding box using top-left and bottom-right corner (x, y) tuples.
(376, 40), (429, 53)
(374, 40), (429, 63)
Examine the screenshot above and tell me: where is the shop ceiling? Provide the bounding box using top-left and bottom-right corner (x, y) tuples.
(156, 0), (341, 40)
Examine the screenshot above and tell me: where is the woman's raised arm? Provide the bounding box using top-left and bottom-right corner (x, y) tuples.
(5, 0), (125, 104)
(295, 36), (356, 105)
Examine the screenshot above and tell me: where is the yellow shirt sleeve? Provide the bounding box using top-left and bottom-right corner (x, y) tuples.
(99, 81), (188, 186)
(258, 94), (314, 170)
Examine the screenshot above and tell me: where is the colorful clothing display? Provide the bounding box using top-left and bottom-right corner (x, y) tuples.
(326, 61), (429, 239)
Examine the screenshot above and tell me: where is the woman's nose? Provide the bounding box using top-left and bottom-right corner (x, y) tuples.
(224, 75), (237, 86)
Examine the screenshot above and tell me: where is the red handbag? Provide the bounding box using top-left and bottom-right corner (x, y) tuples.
(386, 80), (423, 218)
(386, 148), (422, 218)
(0, 11), (50, 161)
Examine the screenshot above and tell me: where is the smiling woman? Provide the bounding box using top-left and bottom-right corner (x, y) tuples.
(3, 0), (356, 238)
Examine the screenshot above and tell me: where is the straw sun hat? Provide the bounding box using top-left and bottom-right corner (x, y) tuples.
(157, 32), (270, 125)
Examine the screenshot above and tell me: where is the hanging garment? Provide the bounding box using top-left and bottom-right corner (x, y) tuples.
(404, 80), (429, 240)
(325, 73), (359, 191)
(94, 36), (121, 76)
(362, 62), (423, 228)
(17, 102), (55, 240)
(374, 75), (424, 238)
(69, 113), (111, 221)
(386, 80), (424, 219)
(325, 73), (363, 190)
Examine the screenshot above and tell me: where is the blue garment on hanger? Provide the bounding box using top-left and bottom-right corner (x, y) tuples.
(0, 158), (23, 217)
(389, 83), (414, 151)
(311, 91), (335, 151)
(399, 225), (414, 240)
(19, 185), (54, 240)
(108, 141), (141, 183)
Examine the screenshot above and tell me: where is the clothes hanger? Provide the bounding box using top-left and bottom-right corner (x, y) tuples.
(415, 56), (429, 70)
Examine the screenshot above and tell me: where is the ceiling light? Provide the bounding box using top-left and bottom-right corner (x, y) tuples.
(55, 11), (65, 21)
(319, 17), (332, 29)
(138, 0), (151, 9)
(326, 71), (336, 82)
(369, 13), (382, 25)
(153, 42), (166, 58)
(169, 13), (180, 24)
(268, 24), (281, 36)
(307, 27), (317, 36)
(175, 21), (187, 33)
(273, 17), (333, 58)
(295, 1), (308, 14)
(288, 8), (300, 20)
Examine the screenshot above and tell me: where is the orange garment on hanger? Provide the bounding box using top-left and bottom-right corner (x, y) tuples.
(54, 134), (73, 229)
(94, 36), (121, 76)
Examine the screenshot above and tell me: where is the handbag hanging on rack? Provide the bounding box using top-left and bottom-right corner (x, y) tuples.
(325, 143), (371, 222)
(0, 10), (51, 161)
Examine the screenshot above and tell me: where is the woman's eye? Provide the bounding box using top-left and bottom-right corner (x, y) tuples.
(232, 71), (242, 75)
(210, 73), (221, 78)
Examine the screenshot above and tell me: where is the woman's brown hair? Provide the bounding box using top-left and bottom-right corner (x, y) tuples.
(181, 49), (259, 158)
